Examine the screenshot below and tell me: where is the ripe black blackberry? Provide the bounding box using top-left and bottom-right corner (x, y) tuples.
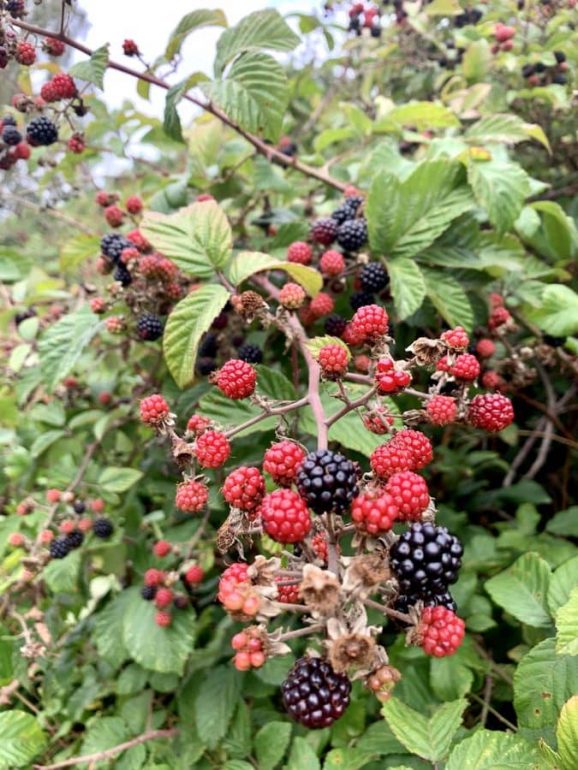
(337, 219), (368, 252)
(2, 116), (17, 127)
(174, 595), (189, 610)
(297, 449), (358, 514)
(2, 125), (22, 146)
(113, 264), (132, 286)
(389, 522), (463, 595)
(197, 357), (217, 376)
(26, 116), (58, 147)
(66, 530), (84, 550)
(360, 262), (388, 293)
(6, 0), (26, 17)
(350, 290), (375, 311)
(552, 74), (567, 86)
(331, 196), (363, 225)
(198, 333), (219, 358)
(141, 585), (157, 601)
(100, 233), (131, 262)
(282, 656), (351, 729)
(522, 63), (536, 78)
(237, 343), (263, 364)
(50, 536), (71, 559)
(310, 218), (338, 246)
(137, 313), (163, 341)
(93, 518), (114, 539)
(394, 590), (457, 617)
(554, 51), (566, 64)
(73, 500), (86, 514)
(324, 314), (348, 338)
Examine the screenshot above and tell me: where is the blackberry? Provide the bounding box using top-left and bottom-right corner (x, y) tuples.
(297, 449), (358, 514)
(2, 115), (17, 126)
(6, 0), (26, 17)
(100, 233), (131, 262)
(535, 62), (546, 73)
(93, 518), (114, 539)
(15, 308), (36, 325)
(331, 196), (363, 225)
(66, 530), (84, 550)
(237, 343), (263, 364)
(2, 125), (22, 146)
(350, 291), (375, 311)
(113, 264), (132, 286)
(395, 590), (457, 616)
(554, 51), (566, 64)
(198, 333), (219, 358)
(137, 313), (163, 341)
(522, 63), (536, 78)
(552, 74), (567, 86)
(72, 500), (86, 514)
(389, 522), (463, 595)
(174, 595), (189, 610)
(26, 116), (58, 146)
(141, 585), (157, 601)
(282, 656), (351, 729)
(324, 314), (348, 338)
(197, 357), (218, 376)
(337, 219), (368, 252)
(360, 263), (388, 293)
(311, 218), (338, 246)
(49, 537), (71, 559)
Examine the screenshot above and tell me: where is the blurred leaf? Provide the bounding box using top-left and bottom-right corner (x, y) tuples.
(546, 508), (578, 538)
(38, 308), (103, 392)
(286, 737), (321, 770)
(526, 285), (578, 337)
(376, 102), (459, 132)
(164, 73), (210, 142)
(466, 114), (551, 151)
(386, 258), (427, 320)
(557, 696), (578, 770)
(227, 251), (322, 296)
(422, 268), (474, 330)
(323, 748), (376, 769)
(69, 44), (109, 89)
(548, 556), (578, 614)
(98, 467), (144, 493)
(165, 9), (228, 59)
(59, 235), (101, 273)
(467, 159), (531, 233)
(556, 588), (578, 656)
(0, 711), (47, 770)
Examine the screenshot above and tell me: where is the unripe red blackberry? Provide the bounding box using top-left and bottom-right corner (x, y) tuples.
(481, 370), (507, 391)
(263, 441), (306, 486)
(488, 306), (511, 331)
(155, 611), (172, 628)
(144, 568), (165, 586)
(351, 489), (399, 535)
(318, 344), (349, 379)
(390, 429), (433, 470)
(297, 449), (358, 514)
(184, 565), (204, 585)
(195, 430), (231, 468)
(175, 480), (209, 513)
(350, 304), (389, 342)
(279, 282), (306, 309)
(441, 326), (469, 350)
(276, 577), (301, 604)
(123, 39), (140, 56)
(450, 353), (480, 381)
(426, 395), (457, 426)
(476, 338), (496, 358)
(287, 241), (313, 265)
(319, 250), (345, 277)
(375, 358), (411, 394)
(186, 414), (211, 436)
(105, 205), (125, 228)
(309, 292), (335, 319)
(385, 471), (429, 521)
(282, 657), (351, 729)
(389, 522), (463, 595)
(213, 359), (257, 399)
(362, 407), (394, 434)
(44, 37), (66, 56)
(261, 489), (312, 543)
(126, 195), (143, 214)
(222, 467), (265, 512)
(139, 394), (170, 425)
(417, 606), (465, 657)
(311, 218), (338, 245)
(468, 393), (514, 432)
(153, 540), (172, 558)
(155, 587), (174, 609)
(370, 442), (413, 479)
(15, 41), (36, 65)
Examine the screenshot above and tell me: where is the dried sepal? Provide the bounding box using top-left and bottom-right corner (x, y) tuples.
(299, 564), (341, 616)
(406, 337), (446, 366)
(342, 553), (392, 598)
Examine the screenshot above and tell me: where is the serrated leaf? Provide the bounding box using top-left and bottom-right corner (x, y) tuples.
(38, 308), (103, 391)
(323, 748), (376, 770)
(446, 730), (541, 770)
(306, 336), (351, 361)
(367, 160), (473, 260)
(546, 507), (578, 538)
(69, 44), (109, 89)
(421, 268), (474, 331)
(163, 72), (210, 142)
(381, 698), (465, 762)
(94, 591), (131, 668)
(165, 9), (227, 59)
(0, 711), (47, 770)
(526, 285), (578, 337)
(203, 52), (289, 142)
(430, 652), (474, 701)
(556, 588), (578, 656)
(30, 429), (66, 459)
(163, 284), (229, 388)
(485, 552), (552, 628)
(386, 258), (426, 319)
(227, 251), (322, 295)
(548, 556), (578, 614)
(122, 587), (196, 674)
(557, 696), (578, 770)
(194, 666), (243, 749)
(42, 549), (82, 593)
(468, 159), (531, 233)
(98, 467), (143, 493)
(466, 113), (551, 151)
(254, 721), (292, 770)
(142, 201), (232, 278)
(80, 716), (129, 757)
(376, 102), (459, 132)
(214, 9), (299, 76)
(286, 737), (321, 770)
(525, 201), (578, 261)
(59, 235), (101, 272)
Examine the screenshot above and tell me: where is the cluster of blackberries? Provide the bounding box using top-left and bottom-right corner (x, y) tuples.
(330, 196), (368, 252)
(389, 522), (463, 613)
(348, 3), (381, 37)
(522, 52), (568, 87)
(100, 233), (134, 286)
(50, 530), (84, 558)
(453, 8), (483, 27)
(196, 328), (263, 377)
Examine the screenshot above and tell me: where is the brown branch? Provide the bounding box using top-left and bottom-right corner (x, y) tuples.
(275, 623), (324, 642)
(33, 729), (178, 770)
(326, 385), (377, 428)
(9, 19), (347, 193)
(224, 396), (309, 439)
(363, 597), (412, 625)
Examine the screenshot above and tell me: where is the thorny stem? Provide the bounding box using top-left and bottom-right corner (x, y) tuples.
(275, 623), (325, 642)
(224, 396), (309, 439)
(469, 693), (517, 732)
(363, 597), (412, 625)
(326, 385), (378, 428)
(9, 19), (348, 193)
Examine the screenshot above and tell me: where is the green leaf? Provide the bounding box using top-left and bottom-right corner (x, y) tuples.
(557, 696), (578, 770)
(163, 72), (210, 142)
(165, 9), (227, 59)
(549, 556), (578, 614)
(546, 507), (578, 538)
(227, 251), (322, 296)
(526, 201), (578, 261)
(122, 587), (196, 674)
(98, 467), (144, 493)
(467, 159), (531, 233)
(386, 258), (426, 319)
(80, 716), (129, 757)
(0, 711), (47, 770)
(446, 730), (541, 770)
(286, 737), (321, 770)
(367, 160), (473, 260)
(94, 591), (131, 668)
(485, 552), (552, 628)
(306, 336), (351, 361)
(254, 722), (292, 770)
(526, 285), (578, 337)
(38, 308), (103, 391)
(69, 44), (109, 89)
(141, 201), (232, 278)
(375, 102), (459, 132)
(381, 698), (466, 762)
(514, 638), (578, 732)
(430, 652), (475, 701)
(214, 9), (299, 76)
(194, 666), (243, 749)
(59, 235), (101, 273)
(466, 114), (551, 151)
(42, 548), (82, 593)
(556, 588), (578, 656)
(163, 284), (230, 388)
(425, 0), (462, 14)
(462, 40), (492, 82)
(30, 429), (66, 459)
(323, 748), (376, 770)
(203, 52), (289, 142)
(421, 268), (474, 331)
